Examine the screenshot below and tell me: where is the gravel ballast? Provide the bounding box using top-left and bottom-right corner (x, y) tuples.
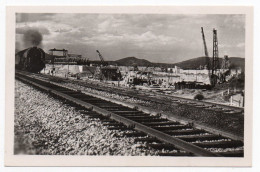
(14, 80), (159, 155)
(61, 81), (244, 137)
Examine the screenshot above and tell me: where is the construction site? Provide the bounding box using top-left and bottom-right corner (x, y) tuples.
(14, 10), (250, 159)
(41, 27), (244, 108)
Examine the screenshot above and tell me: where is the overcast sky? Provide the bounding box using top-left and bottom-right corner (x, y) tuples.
(16, 13), (245, 63)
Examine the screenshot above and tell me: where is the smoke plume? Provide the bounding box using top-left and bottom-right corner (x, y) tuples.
(23, 29), (43, 47)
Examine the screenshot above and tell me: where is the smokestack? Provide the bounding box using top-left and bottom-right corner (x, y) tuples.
(23, 29), (43, 48)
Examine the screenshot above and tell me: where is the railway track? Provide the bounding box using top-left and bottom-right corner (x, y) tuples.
(15, 71), (244, 157)
(29, 73), (244, 138)
(38, 73), (244, 115)
(23, 71), (244, 116)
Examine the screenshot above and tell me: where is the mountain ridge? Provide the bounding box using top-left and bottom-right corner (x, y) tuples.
(111, 56), (245, 70)
(45, 53), (244, 70)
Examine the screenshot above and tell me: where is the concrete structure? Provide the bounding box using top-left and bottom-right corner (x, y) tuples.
(230, 93), (244, 107)
(78, 66), (96, 78)
(151, 74), (181, 87)
(94, 66), (121, 81)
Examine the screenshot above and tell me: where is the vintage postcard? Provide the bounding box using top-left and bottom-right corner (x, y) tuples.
(5, 6), (253, 166)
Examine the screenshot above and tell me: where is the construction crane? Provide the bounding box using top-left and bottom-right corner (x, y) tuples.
(85, 66), (95, 75)
(210, 28), (220, 86)
(201, 27), (220, 87)
(137, 66), (149, 79)
(201, 27), (209, 58)
(212, 29), (219, 76)
(201, 27), (212, 86)
(96, 50), (108, 66)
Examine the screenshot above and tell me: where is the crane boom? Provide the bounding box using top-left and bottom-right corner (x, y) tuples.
(201, 27), (212, 86)
(96, 50), (105, 63)
(201, 27), (209, 58)
(137, 66), (149, 79)
(96, 50), (108, 67)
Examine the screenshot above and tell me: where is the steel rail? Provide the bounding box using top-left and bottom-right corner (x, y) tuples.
(60, 76), (244, 113)
(16, 72), (220, 157)
(17, 71), (244, 141)
(31, 72), (243, 112)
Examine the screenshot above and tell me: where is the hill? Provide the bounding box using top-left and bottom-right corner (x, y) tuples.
(114, 57), (152, 66)
(228, 57), (245, 71)
(45, 53), (244, 71)
(172, 56), (209, 69)
(110, 56), (245, 71)
(172, 57), (245, 70)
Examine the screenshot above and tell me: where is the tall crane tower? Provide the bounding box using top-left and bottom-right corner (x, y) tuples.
(212, 29), (219, 75)
(201, 27), (220, 87)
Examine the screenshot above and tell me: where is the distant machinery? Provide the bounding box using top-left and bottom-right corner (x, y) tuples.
(133, 65), (151, 85)
(68, 54), (82, 58)
(96, 50), (108, 66)
(137, 66), (149, 79)
(200, 27), (220, 87)
(222, 55), (230, 69)
(201, 27), (209, 59)
(48, 48), (70, 63)
(85, 66), (95, 75)
(94, 50), (121, 81)
(49, 48), (68, 58)
(212, 30), (230, 84)
(218, 55), (231, 83)
(48, 48), (70, 77)
(201, 27), (211, 85)
(47, 48), (89, 66)
(212, 29), (220, 76)
(210, 28), (220, 86)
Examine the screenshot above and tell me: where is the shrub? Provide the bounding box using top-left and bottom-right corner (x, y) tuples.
(194, 94), (204, 100)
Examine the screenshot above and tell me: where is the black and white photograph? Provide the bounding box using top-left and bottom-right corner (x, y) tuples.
(5, 6), (253, 166)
